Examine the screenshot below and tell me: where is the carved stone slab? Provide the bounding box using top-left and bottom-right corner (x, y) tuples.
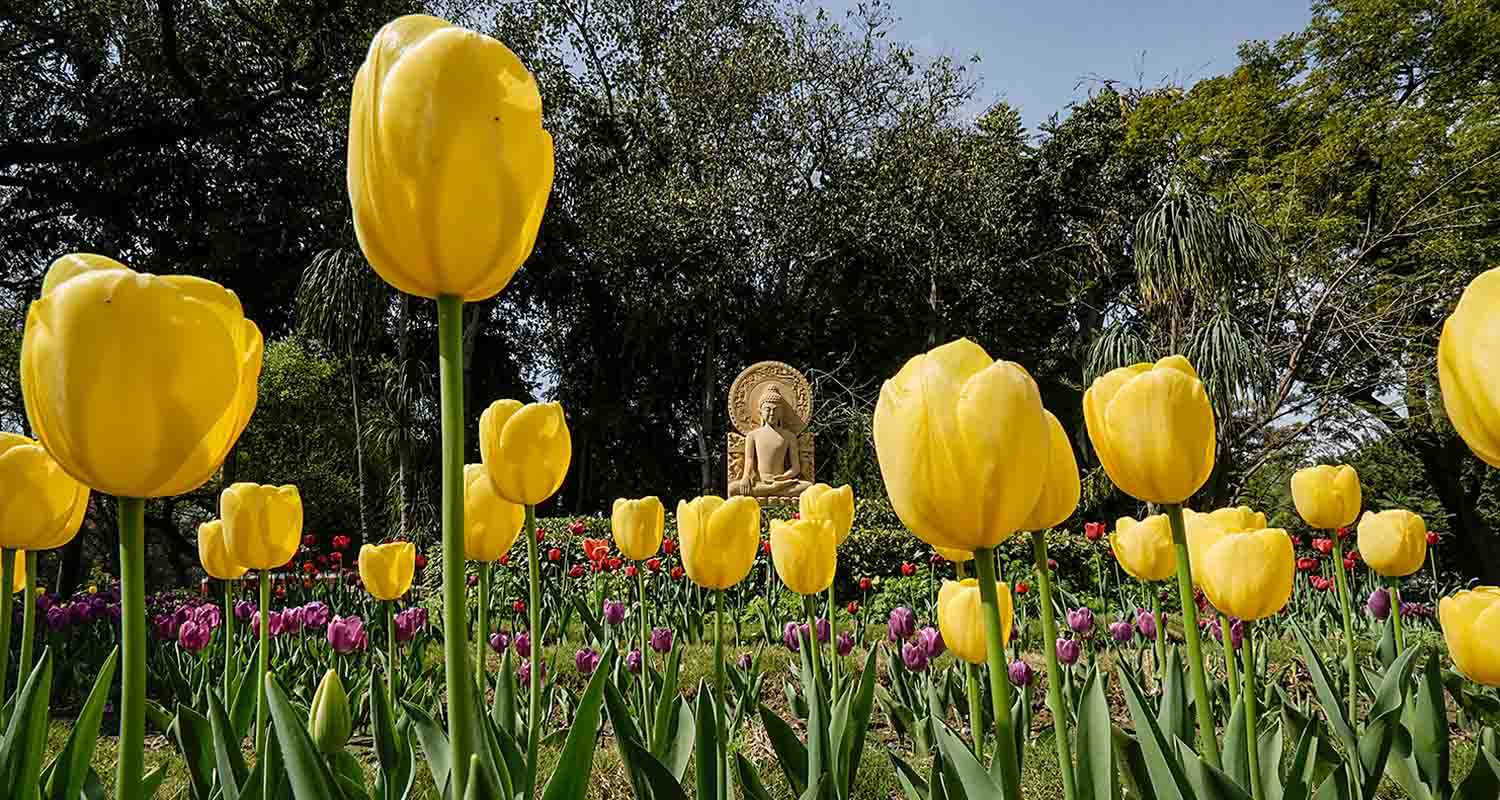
(728, 361), (812, 435)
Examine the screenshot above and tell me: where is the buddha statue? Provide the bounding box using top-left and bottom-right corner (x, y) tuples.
(729, 385), (812, 499)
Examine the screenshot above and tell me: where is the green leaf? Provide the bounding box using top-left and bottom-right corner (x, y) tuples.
(932, 720), (1001, 797)
(43, 646), (117, 800)
(493, 647), (516, 738)
(651, 642), (685, 762)
(737, 753), (775, 800)
(759, 705), (808, 796)
(1455, 744), (1500, 800)
(1412, 650), (1449, 796)
(264, 674), (339, 800)
(539, 648), (610, 800)
(1111, 725), (1156, 800)
(661, 698), (696, 782)
(799, 636), (828, 780)
(1, 648), (54, 800)
(693, 683), (719, 800)
(603, 678), (687, 800)
(170, 703), (217, 800)
(1075, 667), (1113, 800)
(1158, 645), (1190, 746)
(232, 644), (261, 741)
(1258, 720), (1285, 800)
(1222, 692), (1250, 790)
(1116, 664), (1194, 800)
(839, 646), (879, 796)
(142, 762), (169, 800)
(1312, 766), (1352, 800)
(1384, 724), (1434, 800)
(403, 701), (451, 797)
(206, 691), (248, 800)
(887, 751), (929, 800)
(1292, 627), (1356, 756)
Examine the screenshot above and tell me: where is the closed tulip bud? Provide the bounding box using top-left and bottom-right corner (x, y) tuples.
(1008, 660), (1034, 687)
(308, 669), (352, 754)
(20, 255), (262, 498)
(348, 15), (554, 302)
(1067, 607), (1095, 636)
(1439, 587), (1500, 687)
(901, 641), (929, 672)
(1084, 356), (1216, 504)
(1109, 515), (1176, 581)
(769, 518), (837, 595)
(1019, 411), (1082, 531)
(1056, 638), (1081, 666)
(874, 338), (1051, 551)
(937, 578), (1013, 665)
(1356, 509), (1428, 577)
(677, 496), (761, 590)
(358, 542), (416, 601)
(222, 483), (302, 570)
(1439, 269), (1500, 465)
(611, 496), (665, 561)
(799, 484), (855, 545)
(1109, 620), (1134, 643)
(888, 607), (916, 641)
(463, 464), (524, 561)
(480, 400), (571, 506)
(197, 520), (247, 580)
(782, 621), (804, 652)
(1198, 529), (1295, 620)
(0, 433), (89, 551)
(1366, 589), (1392, 620)
(1291, 465), (1362, 530)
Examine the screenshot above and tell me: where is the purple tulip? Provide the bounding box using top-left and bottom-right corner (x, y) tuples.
(1067, 607), (1095, 637)
(815, 617), (830, 643)
(901, 641), (929, 672)
(395, 608), (427, 642)
(179, 620), (212, 653)
(1109, 621), (1134, 644)
(514, 632), (532, 658)
(1135, 608), (1158, 641)
(36, 593), (55, 613)
(46, 605), (70, 632)
(650, 627), (674, 654)
(602, 600), (626, 626)
(1366, 589), (1392, 620)
(68, 603), (89, 626)
(916, 626), (945, 659)
(193, 604), (223, 630)
(929, 551), (945, 567)
(302, 601), (331, 629)
(1228, 619), (1244, 651)
(1009, 660), (1034, 687)
(783, 622), (803, 652)
(836, 632), (855, 657)
(575, 648), (601, 675)
(626, 650), (643, 674)
(736, 653), (753, 671)
(518, 660), (545, 685)
(234, 601), (256, 621)
(887, 607), (916, 641)
(104, 603), (121, 622)
(326, 615), (366, 654)
(489, 632), (510, 654)
(152, 613), (179, 641)
(281, 607), (305, 635)
(1056, 638), (1081, 666)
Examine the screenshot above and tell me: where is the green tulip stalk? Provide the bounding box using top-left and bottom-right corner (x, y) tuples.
(1030, 532), (1076, 800)
(975, 548), (1023, 798)
(1165, 504), (1221, 767)
(18, 550), (37, 684)
(1241, 622), (1263, 800)
(0, 549), (13, 697)
(439, 295), (477, 797)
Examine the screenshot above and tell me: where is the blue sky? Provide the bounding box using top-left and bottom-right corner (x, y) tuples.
(816, 0), (1313, 130)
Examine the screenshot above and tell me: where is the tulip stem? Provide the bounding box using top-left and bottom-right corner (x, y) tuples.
(1220, 612), (1240, 713)
(437, 294), (476, 798)
(956, 561), (985, 761)
(257, 570), (270, 763)
(1151, 589), (1166, 686)
(387, 601), (398, 700)
(117, 497), (147, 800)
(1030, 531), (1075, 800)
(522, 503), (542, 794)
(1329, 533), (1358, 723)
(1164, 503), (1221, 768)
(1388, 580), (1404, 656)
(0, 550), (11, 699)
(826, 582), (838, 693)
(637, 564), (651, 745)
(476, 564), (490, 696)
(19, 550), (36, 679)
(715, 589), (727, 800)
(224, 579), (235, 704)
(975, 547), (1022, 799)
(1241, 621), (1262, 800)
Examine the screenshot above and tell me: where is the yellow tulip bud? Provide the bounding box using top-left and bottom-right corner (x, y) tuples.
(1290, 464), (1361, 530)
(1439, 587), (1500, 687)
(197, 520), (247, 580)
(221, 483), (303, 570)
(359, 542), (416, 601)
(677, 496), (760, 590)
(938, 579), (1013, 665)
(348, 15), (555, 302)
(611, 497), (665, 561)
(10, 551), (25, 594)
(0, 432), (89, 551)
(874, 338), (1051, 551)
(479, 400), (571, 506)
(799, 484), (855, 545)
(463, 465), (524, 561)
(1438, 268), (1500, 466)
(770, 518), (837, 595)
(1198, 529), (1294, 620)
(1109, 515), (1177, 582)
(1018, 411), (1081, 532)
(934, 546), (973, 563)
(1356, 510), (1427, 578)
(1084, 355), (1216, 504)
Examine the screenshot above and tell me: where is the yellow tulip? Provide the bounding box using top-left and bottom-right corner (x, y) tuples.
(197, 520), (247, 580)
(938, 579), (1013, 665)
(873, 338), (1050, 551)
(1018, 411), (1081, 531)
(10, 551), (25, 594)
(348, 15), (554, 302)
(1356, 510), (1427, 578)
(1183, 506), (1267, 584)
(1197, 529), (1294, 620)
(1083, 356), (1215, 505)
(1438, 268), (1500, 466)
(1439, 587), (1500, 687)
(677, 496), (761, 590)
(359, 542), (416, 601)
(0, 432), (89, 551)
(611, 497), (665, 561)
(221, 483), (303, 570)
(769, 518), (836, 595)
(799, 484), (855, 545)
(463, 464), (524, 561)
(934, 546), (974, 563)
(479, 400), (571, 506)
(1290, 465), (1361, 530)
(20, 255), (263, 499)
(1109, 515), (1177, 581)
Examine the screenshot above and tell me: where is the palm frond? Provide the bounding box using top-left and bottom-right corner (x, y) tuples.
(1084, 324), (1151, 384)
(1133, 184), (1274, 306)
(1186, 307), (1266, 421)
(296, 248), (391, 352)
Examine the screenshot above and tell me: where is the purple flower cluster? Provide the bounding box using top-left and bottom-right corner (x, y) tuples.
(35, 587), (120, 632)
(900, 626), (945, 672)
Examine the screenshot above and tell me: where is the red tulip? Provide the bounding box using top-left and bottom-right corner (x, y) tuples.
(1289, 534), (1303, 547)
(414, 552), (428, 569)
(1426, 531), (1439, 545)
(670, 566), (684, 580)
(646, 558), (661, 573)
(859, 577), (872, 592)
(1336, 526), (1351, 540)
(1343, 556), (1357, 570)
(900, 562), (916, 576)
(792, 512), (800, 520)
(468, 574), (479, 586)
(1312, 538), (1334, 555)
(1015, 581), (1029, 595)
(302, 578), (314, 588)
(582, 538), (610, 563)
(275, 586), (286, 599)
(512, 600), (526, 613)
(761, 539), (771, 555)
(498, 552), (510, 566)
(302, 561), (317, 575)
(329, 552), (342, 564)
(332, 535), (351, 551)
(536, 528), (546, 542)
(568, 564), (585, 578)
(548, 548), (562, 562)
(569, 520), (587, 536)
(1083, 521), (1105, 541)
(607, 558), (622, 571)
(625, 565), (638, 577)
(663, 539), (677, 554)
(302, 534), (317, 547)
(1047, 558), (1058, 571)
(847, 601), (859, 614)
(1297, 557), (1318, 572)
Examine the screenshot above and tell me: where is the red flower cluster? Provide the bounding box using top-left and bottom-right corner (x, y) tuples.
(569, 564), (586, 578)
(548, 548), (562, 562)
(646, 558), (661, 573)
(1309, 575), (1333, 591)
(1015, 581), (1029, 595)
(582, 538), (610, 564)
(625, 565), (637, 577)
(569, 520), (587, 536)
(513, 600), (526, 613)
(1426, 530), (1440, 545)
(761, 539), (771, 555)
(302, 534), (317, 547)
(1083, 521), (1105, 541)
(498, 552), (510, 566)
(1312, 538), (1334, 555)
(1336, 526), (1351, 539)
(414, 552), (428, 569)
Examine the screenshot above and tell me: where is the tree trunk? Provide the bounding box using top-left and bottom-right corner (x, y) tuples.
(348, 340), (368, 541)
(1416, 431), (1500, 583)
(697, 326), (718, 493)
